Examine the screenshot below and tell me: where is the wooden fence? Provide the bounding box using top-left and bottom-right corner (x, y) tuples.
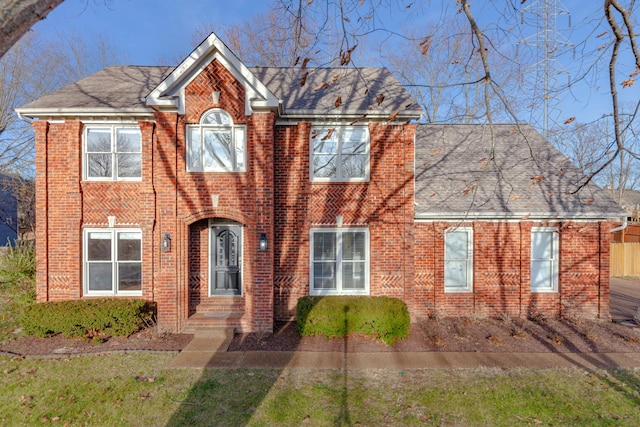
(611, 242), (640, 277)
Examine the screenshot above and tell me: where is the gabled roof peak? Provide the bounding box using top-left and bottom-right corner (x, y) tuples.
(145, 32), (279, 115)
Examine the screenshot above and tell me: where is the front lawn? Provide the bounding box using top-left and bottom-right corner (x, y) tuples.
(1, 353), (640, 426)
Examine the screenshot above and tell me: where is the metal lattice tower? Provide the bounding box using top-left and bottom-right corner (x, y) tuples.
(520, 0), (573, 137)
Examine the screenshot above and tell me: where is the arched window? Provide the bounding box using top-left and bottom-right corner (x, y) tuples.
(186, 109), (246, 172)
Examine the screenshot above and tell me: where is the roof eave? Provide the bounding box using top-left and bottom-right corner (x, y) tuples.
(279, 109), (422, 121)
(414, 211), (626, 221)
(15, 107), (155, 120)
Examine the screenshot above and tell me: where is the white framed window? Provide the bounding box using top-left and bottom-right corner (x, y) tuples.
(187, 109), (246, 172)
(444, 227), (473, 292)
(310, 126), (369, 181)
(84, 228), (142, 296)
(531, 227), (559, 292)
(310, 228), (369, 295)
(84, 125), (142, 180)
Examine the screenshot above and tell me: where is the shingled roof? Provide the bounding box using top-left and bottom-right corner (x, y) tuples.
(250, 67), (421, 118)
(18, 65), (420, 120)
(17, 66), (173, 116)
(414, 124), (625, 220)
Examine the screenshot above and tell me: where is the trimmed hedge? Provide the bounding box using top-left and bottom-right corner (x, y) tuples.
(296, 296), (410, 345)
(21, 299), (155, 339)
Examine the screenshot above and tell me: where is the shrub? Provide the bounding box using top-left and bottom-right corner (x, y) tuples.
(296, 296), (410, 345)
(0, 244), (36, 285)
(21, 299), (155, 339)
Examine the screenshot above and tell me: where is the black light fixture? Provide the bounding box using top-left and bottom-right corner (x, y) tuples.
(162, 233), (171, 253)
(259, 233), (268, 252)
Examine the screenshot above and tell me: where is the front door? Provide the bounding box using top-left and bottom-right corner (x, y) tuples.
(210, 225), (242, 295)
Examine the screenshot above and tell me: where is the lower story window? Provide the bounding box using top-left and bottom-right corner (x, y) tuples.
(310, 228), (369, 295)
(531, 227), (559, 292)
(84, 229), (142, 296)
(444, 227), (473, 292)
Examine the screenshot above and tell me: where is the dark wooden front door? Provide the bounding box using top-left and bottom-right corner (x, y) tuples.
(211, 225), (242, 295)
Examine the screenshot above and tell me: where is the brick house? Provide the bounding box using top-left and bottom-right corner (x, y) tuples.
(16, 33), (625, 333)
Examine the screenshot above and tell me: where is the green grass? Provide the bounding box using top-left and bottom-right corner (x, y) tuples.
(1, 354), (640, 426)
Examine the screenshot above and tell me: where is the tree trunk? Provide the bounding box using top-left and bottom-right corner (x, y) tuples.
(0, 0), (63, 58)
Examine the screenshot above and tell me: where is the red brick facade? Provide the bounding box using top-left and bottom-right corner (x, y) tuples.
(412, 221), (610, 320)
(31, 57), (613, 333)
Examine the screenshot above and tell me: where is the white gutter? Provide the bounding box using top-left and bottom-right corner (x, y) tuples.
(16, 110), (32, 123)
(15, 107), (156, 119)
(611, 216), (628, 233)
(414, 211), (626, 222)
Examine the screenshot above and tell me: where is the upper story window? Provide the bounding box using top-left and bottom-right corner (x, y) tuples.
(84, 125), (142, 180)
(310, 126), (369, 182)
(187, 109), (246, 172)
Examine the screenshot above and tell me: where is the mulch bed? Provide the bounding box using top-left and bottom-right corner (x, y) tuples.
(3, 317), (640, 357)
(0, 328), (193, 357)
(228, 318), (640, 354)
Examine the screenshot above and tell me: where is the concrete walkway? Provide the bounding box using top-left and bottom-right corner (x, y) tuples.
(169, 327), (640, 370)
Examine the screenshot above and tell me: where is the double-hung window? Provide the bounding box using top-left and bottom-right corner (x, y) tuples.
(84, 125), (142, 180)
(310, 126), (369, 181)
(530, 227), (559, 292)
(310, 228), (369, 295)
(84, 229), (142, 296)
(444, 227), (473, 292)
(187, 109), (246, 172)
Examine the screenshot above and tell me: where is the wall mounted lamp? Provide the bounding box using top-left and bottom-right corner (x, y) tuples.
(162, 233), (171, 253)
(259, 233), (268, 252)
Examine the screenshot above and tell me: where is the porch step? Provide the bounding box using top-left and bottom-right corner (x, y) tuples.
(168, 327), (235, 368)
(182, 312), (244, 333)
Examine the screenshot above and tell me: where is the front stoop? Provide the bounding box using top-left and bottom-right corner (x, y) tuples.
(181, 312), (244, 333)
(168, 327), (236, 369)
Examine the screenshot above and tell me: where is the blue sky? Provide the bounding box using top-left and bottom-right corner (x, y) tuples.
(33, 0), (273, 65)
(28, 0), (639, 126)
